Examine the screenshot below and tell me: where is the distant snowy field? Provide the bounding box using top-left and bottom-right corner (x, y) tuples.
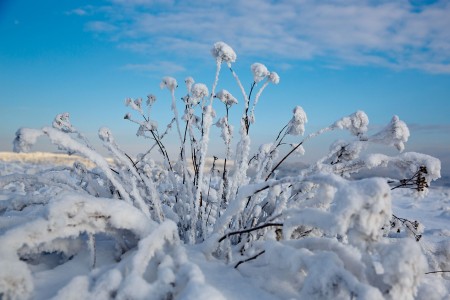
(1, 152), (449, 299)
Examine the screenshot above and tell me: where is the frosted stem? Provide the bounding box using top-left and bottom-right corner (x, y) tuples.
(229, 66), (249, 110)
(88, 233), (96, 269)
(193, 59), (223, 242)
(249, 79), (270, 122)
(266, 126), (334, 181)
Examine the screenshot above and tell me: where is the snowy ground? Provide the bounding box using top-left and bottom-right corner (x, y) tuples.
(1, 152), (449, 299)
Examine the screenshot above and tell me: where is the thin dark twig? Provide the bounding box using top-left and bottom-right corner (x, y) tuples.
(243, 81), (256, 134)
(425, 270), (450, 274)
(265, 142), (304, 181)
(244, 182), (273, 208)
(218, 222), (283, 243)
(391, 214), (422, 241)
(234, 250), (265, 269)
(275, 122), (290, 143)
(124, 153), (138, 170)
(149, 129), (173, 171)
(389, 166), (428, 192)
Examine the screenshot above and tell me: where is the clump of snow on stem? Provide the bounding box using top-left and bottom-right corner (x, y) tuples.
(184, 77), (194, 93)
(147, 94), (157, 106)
(215, 89), (238, 106)
(216, 117), (233, 146)
(369, 115), (410, 152)
(190, 83), (209, 104)
(283, 175), (392, 249)
(251, 63), (269, 83)
(292, 143), (305, 156)
(53, 113), (76, 133)
(377, 239), (427, 299)
(334, 110), (369, 136)
(287, 106), (308, 136)
(13, 128), (44, 152)
(98, 127), (114, 143)
(211, 42), (236, 64)
(268, 71), (280, 84)
(160, 76), (178, 91)
(125, 98), (144, 114)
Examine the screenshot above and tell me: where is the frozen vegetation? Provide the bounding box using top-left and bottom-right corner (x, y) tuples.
(1, 42), (449, 299)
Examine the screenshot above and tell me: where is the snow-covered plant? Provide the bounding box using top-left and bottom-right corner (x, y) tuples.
(3, 41), (446, 299)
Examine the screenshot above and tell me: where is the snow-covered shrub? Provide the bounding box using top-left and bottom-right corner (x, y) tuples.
(3, 41), (445, 299)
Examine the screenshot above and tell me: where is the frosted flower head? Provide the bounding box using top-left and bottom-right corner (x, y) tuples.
(334, 111), (369, 137)
(387, 116), (409, 152)
(147, 94), (157, 106)
(215, 89), (238, 106)
(268, 72), (280, 84)
(146, 120), (158, 131)
(259, 143), (273, 155)
(13, 128), (44, 152)
(98, 127), (114, 143)
(160, 76), (178, 91)
(185, 77), (194, 92)
(211, 41), (237, 64)
(287, 106), (308, 136)
(215, 116), (228, 128)
(53, 112), (75, 133)
(329, 140), (362, 163)
(251, 63), (269, 83)
(370, 115), (410, 152)
(134, 98), (142, 109)
(125, 97), (143, 114)
(191, 83), (209, 102)
(203, 105), (216, 118)
(292, 143), (305, 156)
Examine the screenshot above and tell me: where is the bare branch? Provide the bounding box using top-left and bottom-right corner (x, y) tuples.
(234, 250), (265, 269)
(218, 222), (283, 243)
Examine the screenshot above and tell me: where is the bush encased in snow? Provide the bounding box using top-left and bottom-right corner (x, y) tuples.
(2, 41), (446, 299)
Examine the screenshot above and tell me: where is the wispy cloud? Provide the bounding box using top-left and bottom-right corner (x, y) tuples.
(408, 123), (450, 133)
(80, 0), (450, 73)
(85, 21), (117, 33)
(122, 61), (186, 74)
(66, 8), (88, 16)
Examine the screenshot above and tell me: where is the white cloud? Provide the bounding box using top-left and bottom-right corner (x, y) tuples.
(408, 124), (450, 133)
(87, 0), (450, 73)
(85, 21), (117, 33)
(122, 61), (186, 74)
(66, 8), (88, 16)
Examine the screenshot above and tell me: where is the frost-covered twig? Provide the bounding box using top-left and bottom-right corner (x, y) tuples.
(218, 222), (283, 243)
(234, 250), (265, 269)
(390, 166), (429, 192)
(425, 270), (450, 274)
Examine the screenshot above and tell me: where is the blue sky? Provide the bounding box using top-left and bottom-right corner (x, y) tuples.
(1, 0), (449, 175)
